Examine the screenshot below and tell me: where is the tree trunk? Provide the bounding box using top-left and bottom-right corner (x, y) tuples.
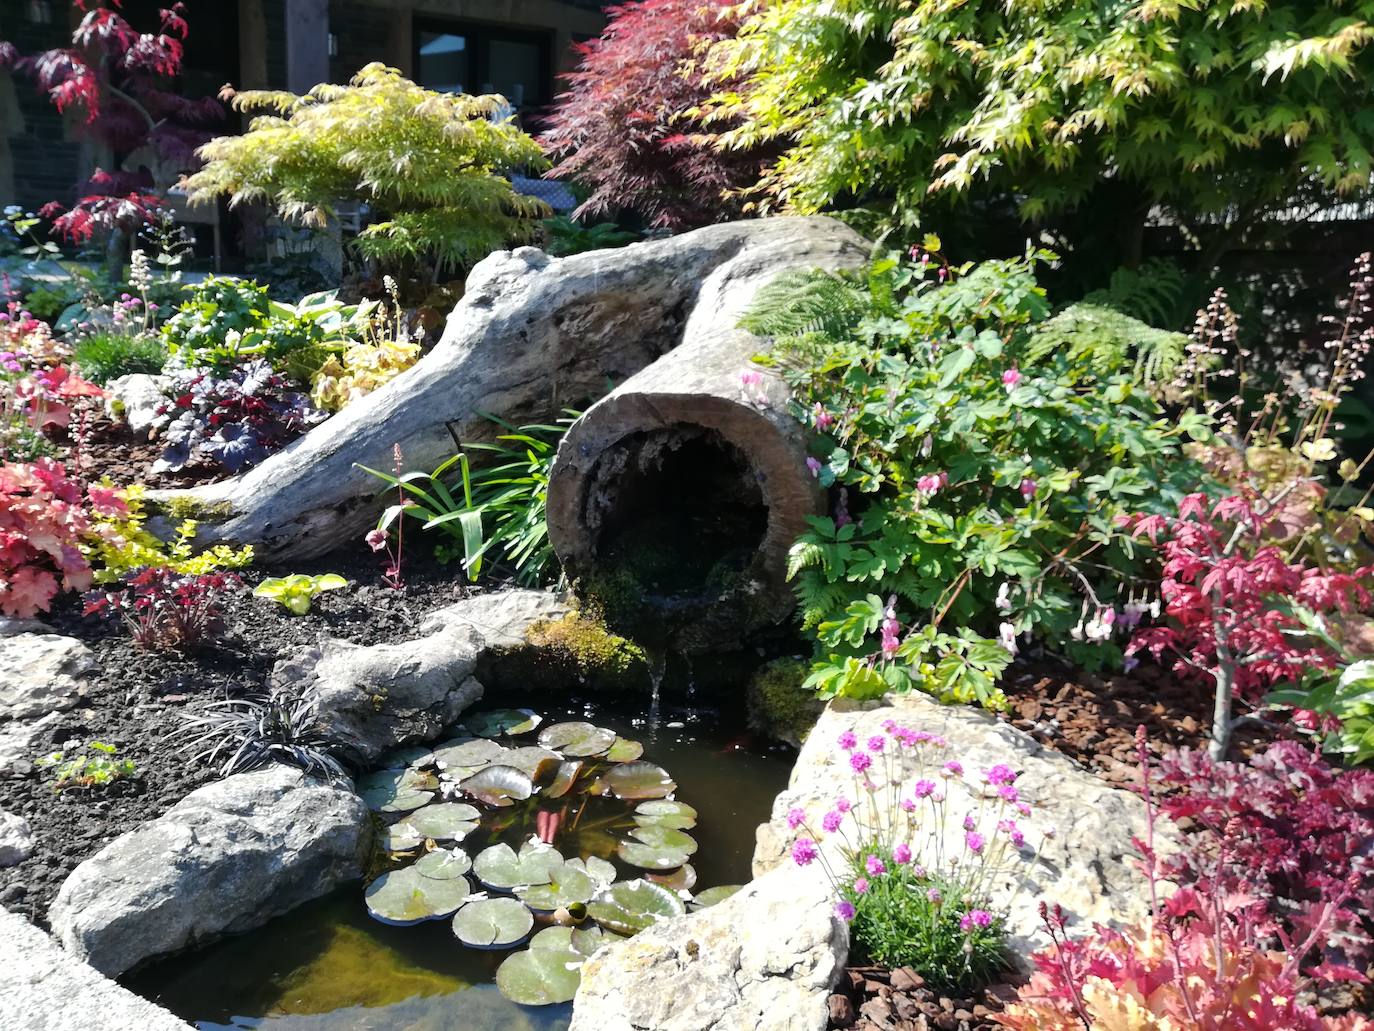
(147, 217), (868, 562)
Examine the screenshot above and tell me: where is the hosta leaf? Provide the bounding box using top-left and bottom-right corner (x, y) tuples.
(604, 761), (676, 800)
(365, 866), (471, 925)
(588, 879), (686, 936)
(452, 896), (534, 948)
(538, 721), (617, 757)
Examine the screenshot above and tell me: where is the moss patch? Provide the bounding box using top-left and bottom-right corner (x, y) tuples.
(476, 608), (651, 696)
(746, 657), (823, 748)
(153, 496), (236, 523)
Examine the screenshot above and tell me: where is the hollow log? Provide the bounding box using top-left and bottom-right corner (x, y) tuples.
(149, 217), (866, 561)
(545, 318), (823, 651)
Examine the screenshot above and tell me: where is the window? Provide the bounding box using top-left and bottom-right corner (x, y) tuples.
(415, 21), (552, 114)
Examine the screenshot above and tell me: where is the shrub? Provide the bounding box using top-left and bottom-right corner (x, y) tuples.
(785, 724), (1035, 995)
(151, 360), (326, 474)
(540, 216), (638, 258)
(705, 0), (1374, 261)
(160, 276), (270, 368)
(85, 567), (240, 652)
(186, 64), (548, 277)
(0, 459), (124, 617)
(542, 0), (764, 230)
(753, 244), (1204, 705)
(72, 331), (166, 385)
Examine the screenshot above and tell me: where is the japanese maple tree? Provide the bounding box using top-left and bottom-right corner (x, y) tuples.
(541, 0), (768, 230)
(0, 1), (222, 251)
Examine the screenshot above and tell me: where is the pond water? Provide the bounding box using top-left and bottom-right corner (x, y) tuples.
(124, 697), (793, 1031)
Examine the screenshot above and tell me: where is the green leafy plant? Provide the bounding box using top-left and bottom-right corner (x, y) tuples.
(252, 573), (348, 615)
(72, 330), (166, 384)
(541, 216), (639, 258)
(755, 242), (1207, 705)
(186, 63), (549, 277)
(179, 684), (347, 782)
(705, 1), (1374, 264)
(1266, 608), (1374, 766)
(37, 741), (136, 790)
(360, 414), (573, 586)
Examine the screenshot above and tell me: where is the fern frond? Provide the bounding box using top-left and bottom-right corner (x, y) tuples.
(1024, 303), (1188, 389)
(1082, 258), (1190, 328)
(739, 268), (867, 340)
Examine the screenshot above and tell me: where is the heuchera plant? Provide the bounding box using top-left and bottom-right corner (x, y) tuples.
(0, 458), (126, 617)
(542, 0), (766, 230)
(85, 566), (240, 652)
(151, 360), (325, 474)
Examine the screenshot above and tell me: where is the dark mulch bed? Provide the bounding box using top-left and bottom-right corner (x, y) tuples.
(68, 416), (227, 490)
(828, 966), (1020, 1031)
(0, 537), (486, 926)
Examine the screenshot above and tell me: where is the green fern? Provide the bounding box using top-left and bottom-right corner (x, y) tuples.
(1082, 258), (1190, 328)
(739, 268), (868, 340)
(1023, 303), (1188, 388)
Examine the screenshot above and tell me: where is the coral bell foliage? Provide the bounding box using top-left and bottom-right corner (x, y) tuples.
(0, 1), (223, 242)
(542, 0), (766, 230)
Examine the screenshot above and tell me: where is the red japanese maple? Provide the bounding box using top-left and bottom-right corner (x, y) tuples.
(541, 0), (768, 230)
(1126, 491), (1374, 757)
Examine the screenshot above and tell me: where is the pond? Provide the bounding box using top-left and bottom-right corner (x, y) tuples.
(123, 696), (793, 1031)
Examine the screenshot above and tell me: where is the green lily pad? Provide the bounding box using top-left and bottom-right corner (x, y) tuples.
(495, 945), (584, 1006)
(365, 866), (471, 925)
(630, 824), (698, 856)
(515, 860), (596, 912)
(413, 847), (472, 880)
(384, 822), (424, 852)
(358, 768), (436, 813)
(544, 760), (583, 799)
(645, 863), (697, 893)
(460, 765), (534, 808)
(379, 744), (436, 768)
(691, 885), (743, 909)
(538, 721), (617, 758)
(578, 855), (618, 888)
(529, 924), (613, 958)
(604, 761), (676, 800)
(466, 708), (543, 737)
(502, 746), (562, 781)
(617, 839), (694, 871)
(473, 841), (565, 890)
(588, 879), (686, 935)
(430, 738), (505, 771)
(605, 737), (644, 762)
(634, 799), (698, 830)
(452, 896), (534, 949)
(394, 802), (481, 843)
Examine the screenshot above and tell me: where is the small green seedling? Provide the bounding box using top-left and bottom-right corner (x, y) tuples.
(37, 741), (137, 791)
(253, 573), (349, 615)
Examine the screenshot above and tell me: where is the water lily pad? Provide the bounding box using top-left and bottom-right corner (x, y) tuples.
(380, 744), (436, 769)
(605, 737), (644, 762)
(578, 855), (618, 888)
(414, 847), (472, 880)
(538, 721), (616, 758)
(384, 822), (424, 852)
(452, 896), (534, 949)
(691, 884), (743, 909)
(617, 839), (694, 871)
(430, 738), (505, 771)
(588, 879), (686, 935)
(395, 802), (480, 843)
(645, 864), (697, 893)
(460, 765), (534, 808)
(529, 924), (613, 958)
(466, 708), (543, 737)
(365, 866), (471, 925)
(544, 760), (583, 798)
(473, 841), (565, 890)
(358, 768), (436, 813)
(604, 761), (676, 800)
(495, 945), (583, 1006)
(634, 799), (698, 830)
(630, 824), (698, 856)
(515, 860), (596, 912)
(502, 746), (562, 780)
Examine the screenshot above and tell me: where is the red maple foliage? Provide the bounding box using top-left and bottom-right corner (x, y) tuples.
(0, 1), (222, 241)
(541, 0), (768, 230)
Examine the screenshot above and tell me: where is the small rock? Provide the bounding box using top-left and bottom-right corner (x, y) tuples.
(828, 993), (856, 1027)
(858, 997), (895, 1028)
(890, 966), (925, 992)
(0, 881), (28, 904)
(0, 808), (34, 866)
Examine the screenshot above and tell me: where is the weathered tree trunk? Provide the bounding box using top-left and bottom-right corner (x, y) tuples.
(545, 321), (826, 651)
(149, 217), (867, 561)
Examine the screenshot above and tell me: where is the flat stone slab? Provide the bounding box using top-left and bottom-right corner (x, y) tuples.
(753, 692), (1173, 958)
(0, 632), (94, 722)
(571, 866), (844, 1031)
(0, 907), (192, 1031)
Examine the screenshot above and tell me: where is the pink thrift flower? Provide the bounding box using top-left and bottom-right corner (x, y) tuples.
(913, 779), (936, 798)
(998, 784), (1019, 803)
(899, 797), (916, 813)
(849, 751), (872, 773)
(893, 843), (912, 865)
(965, 831), (985, 854)
(821, 809), (843, 833)
(835, 797), (852, 814)
(963, 813), (976, 832)
(866, 735), (885, 753)
(835, 900), (856, 921)
(985, 764), (1016, 785)
(943, 760), (963, 777)
(791, 838), (818, 866)
(865, 854), (886, 876)
(927, 887), (942, 904)
(853, 877), (870, 895)
(837, 731), (857, 751)
(786, 807), (806, 830)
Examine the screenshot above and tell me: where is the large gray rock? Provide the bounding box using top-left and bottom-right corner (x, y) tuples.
(0, 907), (192, 1031)
(148, 217), (867, 560)
(276, 589), (567, 764)
(0, 632), (93, 722)
(753, 693), (1172, 960)
(48, 764), (369, 976)
(571, 866), (844, 1031)
(0, 810), (33, 868)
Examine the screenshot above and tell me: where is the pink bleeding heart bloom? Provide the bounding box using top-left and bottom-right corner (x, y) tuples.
(1019, 478), (1037, 500)
(917, 473), (943, 495)
(1002, 367), (1022, 391)
(813, 403), (836, 431)
(893, 843), (913, 864)
(792, 838), (818, 866)
(739, 370), (763, 389)
(806, 457), (822, 478)
(865, 854), (886, 876)
(365, 528), (388, 552)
